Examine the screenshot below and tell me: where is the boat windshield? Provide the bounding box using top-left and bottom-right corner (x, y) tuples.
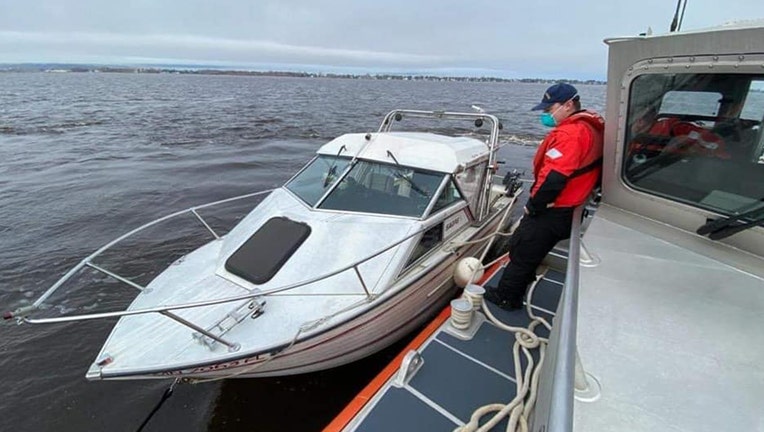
(286, 155), (352, 206)
(319, 160), (446, 217)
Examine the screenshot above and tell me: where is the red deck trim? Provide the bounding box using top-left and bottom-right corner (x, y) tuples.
(323, 255), (509, 432)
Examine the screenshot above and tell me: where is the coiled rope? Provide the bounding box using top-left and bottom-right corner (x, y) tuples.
(455, 272), (551, 432)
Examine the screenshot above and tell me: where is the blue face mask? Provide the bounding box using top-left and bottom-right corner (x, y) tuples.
(540, 112), (556, 127)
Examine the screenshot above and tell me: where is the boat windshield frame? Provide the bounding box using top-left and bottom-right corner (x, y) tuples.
(295, 156), (450, 218)
(284, 154), (353, 207)
(377, 109), (502, 222)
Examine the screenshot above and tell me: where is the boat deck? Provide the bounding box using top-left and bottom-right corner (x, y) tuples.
(574, 206), (764, 432)
(329, 265), (566, 431)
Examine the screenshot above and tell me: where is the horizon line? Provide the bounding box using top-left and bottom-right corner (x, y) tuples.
(0, 62), (607, 83)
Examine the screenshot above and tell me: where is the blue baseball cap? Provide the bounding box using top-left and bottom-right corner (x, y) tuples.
(531, 83), (579, 111)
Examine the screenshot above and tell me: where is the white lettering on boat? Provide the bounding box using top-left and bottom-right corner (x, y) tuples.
(153, 353), (271, 376)
(444, 210), (468, 238)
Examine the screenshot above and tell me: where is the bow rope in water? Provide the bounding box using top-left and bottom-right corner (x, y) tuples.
(135, 377), (180, 432)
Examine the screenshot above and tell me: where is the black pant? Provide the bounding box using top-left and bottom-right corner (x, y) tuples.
(497, 207), (574, 304)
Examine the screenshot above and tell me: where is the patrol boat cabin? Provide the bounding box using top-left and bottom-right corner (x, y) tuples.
(569, 20), (764, 432)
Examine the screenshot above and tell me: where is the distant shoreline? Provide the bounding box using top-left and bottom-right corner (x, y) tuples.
(0, 64), (606, 85)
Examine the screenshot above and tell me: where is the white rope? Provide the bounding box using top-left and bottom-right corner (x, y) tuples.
(455, 274), (550, 432)
(444, 190), (521, 254)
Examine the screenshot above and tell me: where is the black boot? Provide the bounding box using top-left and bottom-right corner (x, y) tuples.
(483, 288), (523, 311)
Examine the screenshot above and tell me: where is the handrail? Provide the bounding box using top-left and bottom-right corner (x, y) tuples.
(5, 189), (275, 319)
(377, 109), (501, 150)
(12, 194), (514, 326)
(19, 223), (425, 324)
(531, 205), (585, 432)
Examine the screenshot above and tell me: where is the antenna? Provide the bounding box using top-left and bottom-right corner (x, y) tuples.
(670, 0), (688, 32)
(677, 0), (688, 31)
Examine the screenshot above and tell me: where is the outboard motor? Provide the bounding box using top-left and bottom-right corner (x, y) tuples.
(502, 169), (524, 198)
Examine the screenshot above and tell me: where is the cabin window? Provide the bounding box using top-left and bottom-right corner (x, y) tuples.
(431, 179), (464, 214)
(623, 73), (764, 216)
(659, 90), (722, 117)
(319, 160), (445, 217)
(286, 155), (351, 206)
(405, 223), (443, 267)
(741, 80), (764, 121)
(455, 162), (486, 215)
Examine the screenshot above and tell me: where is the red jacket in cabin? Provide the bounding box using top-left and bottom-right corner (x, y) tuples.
(629, 117), (730, 160)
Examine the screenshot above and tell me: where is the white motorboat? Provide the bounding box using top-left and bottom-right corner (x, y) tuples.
(4, 109), (523, 380)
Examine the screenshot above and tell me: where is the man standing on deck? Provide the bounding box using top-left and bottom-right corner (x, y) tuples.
(485, 83), (604, 310)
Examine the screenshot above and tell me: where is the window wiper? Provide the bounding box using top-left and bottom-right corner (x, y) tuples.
(386, 150), (429, 197)
(392, 171), (429, 197)
(696, 199), (764, 240)
(322, 145), (347, 187)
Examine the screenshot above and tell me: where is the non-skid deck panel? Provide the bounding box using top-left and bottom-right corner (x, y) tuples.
(352, 387), (457, 432)
(438, 312), (541, 374)
(437, 267), (564, 374)
(530, 278), (563, 314)
(544, 269), (565, 284)
(347, 267), (566, 431)
(484, 266), (564, 303)
(409, 340), (516, 427)
(483, 267), (504, 290)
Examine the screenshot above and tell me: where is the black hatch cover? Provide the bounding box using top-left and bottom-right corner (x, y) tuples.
(225, 216), (312, 285)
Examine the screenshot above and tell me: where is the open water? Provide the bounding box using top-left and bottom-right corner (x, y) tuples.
(0, 72), (605, 432)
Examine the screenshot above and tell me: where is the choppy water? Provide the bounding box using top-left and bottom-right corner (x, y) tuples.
(0, 72), (605, 432)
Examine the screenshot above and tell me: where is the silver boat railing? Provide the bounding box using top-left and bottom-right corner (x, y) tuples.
(22, 189), (274, 309)
(530, 205), (585, 432)
(3, 189), (277, 350)
(5, 187), (513, 350)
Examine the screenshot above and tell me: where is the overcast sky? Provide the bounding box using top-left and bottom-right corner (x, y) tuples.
(1, 0), (763, 79)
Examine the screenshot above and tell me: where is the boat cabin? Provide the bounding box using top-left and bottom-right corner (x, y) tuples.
(603, 22), (764, 256)
(285, 132), (492, 221)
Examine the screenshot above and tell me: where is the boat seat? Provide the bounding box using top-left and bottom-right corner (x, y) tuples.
(369, 172), (396, 194)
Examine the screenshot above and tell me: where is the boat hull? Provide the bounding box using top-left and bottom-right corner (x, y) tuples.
(100, 216), (499, 380)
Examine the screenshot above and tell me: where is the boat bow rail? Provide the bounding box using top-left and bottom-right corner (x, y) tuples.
(3, 188), (502, 352)
(2, 189), (271, 341)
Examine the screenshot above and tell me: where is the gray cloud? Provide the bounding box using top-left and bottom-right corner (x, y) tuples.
(0, 31), (449, 67)
(1, 0), (763, 79)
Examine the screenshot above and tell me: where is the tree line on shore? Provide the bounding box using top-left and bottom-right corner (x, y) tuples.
(0, 64), (605, 85)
